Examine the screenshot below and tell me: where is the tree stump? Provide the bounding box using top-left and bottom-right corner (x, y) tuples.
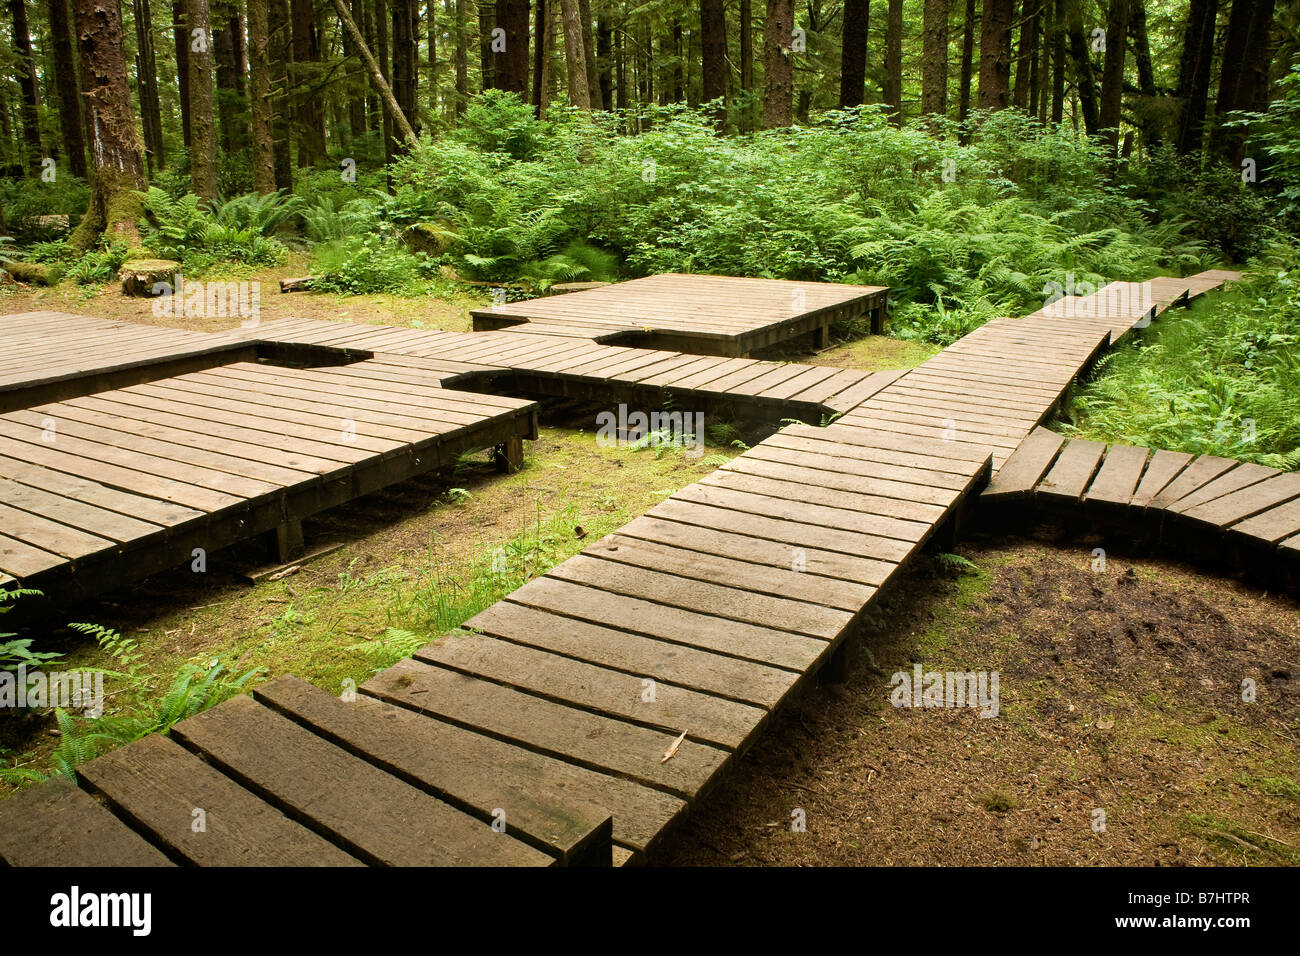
(119, 259), (181, 296)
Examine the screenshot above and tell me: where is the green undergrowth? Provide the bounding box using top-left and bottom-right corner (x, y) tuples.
(1064, 247), (1300, 468)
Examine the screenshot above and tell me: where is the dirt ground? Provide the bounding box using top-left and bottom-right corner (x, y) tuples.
(0, 259), (481, 333)
(655, 525), (1300, 866)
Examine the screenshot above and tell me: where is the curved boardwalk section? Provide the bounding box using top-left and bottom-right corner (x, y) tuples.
(983, 425), (1300, 589)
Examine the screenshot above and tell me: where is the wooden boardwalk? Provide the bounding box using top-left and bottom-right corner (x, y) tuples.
(0, 315), (538, 605)
(0, 268), (1249, 865)
(243, 318), (903, 418)
(983, 425), (1300, 584)
(471, 274), (890, 355)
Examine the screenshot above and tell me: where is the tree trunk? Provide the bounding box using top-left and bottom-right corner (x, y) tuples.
(740, 0), (753, 113)
(958, 0), (975, 122)
(48, 0), (88, 176)
(496, 0), (529, 94)
(479, 0), (494, 88)
(214, 1), (240, 154)
(269, 0), (293, 188)
(173, 1), (192, 146)
(1013, 0), (1040, 110)
(840, 0), (868, 108)
(596, 16), (612, 110)
(559, 0), (590, 108)
(1050, 0), (1064, 123)
(1098, 0), (1127, 155)
(291, 0), (326, 165)
(761, 0), (792, 127)
(577, 0), (600, 107)
(532, 0), (548, 115)
(248, 0), (276, 191)
(70, 0), (146, 250)
(1065, 0), (1098, 133)
(921, 0), (948, 116)
(455, 0), (468, 115)
(700, 0), (726, 107)
(978, 0), (1013, 111)
(9, 0), (43, 175)
(391, 0), (418, 137)
(1128, 0), (1158, 148)
(187, 0), (219, 199)
(328, 0), (417, 144)
(344, 0), (369, 135)
(427, 0), (437, 116)
(884, 0), (903, 121)
(1212, 0), (1276, 163)
(1174, 0), (1216, 154)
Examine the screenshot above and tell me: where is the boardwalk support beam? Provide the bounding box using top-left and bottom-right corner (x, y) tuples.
(494, 436), (525, 473)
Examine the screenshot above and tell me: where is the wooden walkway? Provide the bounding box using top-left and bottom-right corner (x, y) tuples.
(242, 318), (904, 418)
(0, 315), (538, 604)
(983, 425), (1300, 583)
(0, 268), (1248, 865)
(471, 274), (890, 355)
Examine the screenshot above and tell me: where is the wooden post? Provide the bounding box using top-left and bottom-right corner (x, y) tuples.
(494, 436), (525, 473)
(276, 517), (305, 561)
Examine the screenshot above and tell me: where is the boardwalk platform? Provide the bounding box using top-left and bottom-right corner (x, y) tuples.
(471, 274), (890, 355)
(0, 268), (1250, 865)
(0, 315), (538, 606)
(243, 318), (903, 419)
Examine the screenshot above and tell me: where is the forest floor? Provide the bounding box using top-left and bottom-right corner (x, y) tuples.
(1, 280), (1296, 866)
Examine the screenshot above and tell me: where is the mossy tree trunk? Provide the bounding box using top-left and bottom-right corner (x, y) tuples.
(69, 0), (147, 252)
(248, 0), (277, 193)
(187, 0), (219, 200)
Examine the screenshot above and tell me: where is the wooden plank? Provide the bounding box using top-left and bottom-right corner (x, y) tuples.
(171, 695), (554, 866)
(548, 553), (853, 639)
(363, 658), (730, 801)
(584, 531), (875, 611)
(78, 734), (362, 866)
(1181, 472), (1300, 528)
(667, 484), (920, 557)
(1085, 443), (1150, 506)
(507, 575), (827, 671)
(1130, 449), (1195, 507)
(260, 676), (676, 859)
(1148, 455), (1239, 509)
(415, 631), (766, 750)
(1037, 438), (1106, 502)
(982, 427), (1065, 499)
(1228, 496), (1300, 545)
(253, 675), (613, 864)
(701, 467), (942, 527)
(466, 599), (798, 708)
(0, 477), (162, 543)
(0, 532), (66, 578)
(729, 450), (955, 508)
(1165, 462), (1279, 515)
(750, 437), (972, 494)
(0, 777), (173, 866)
(0, 501), (117, 560)
(617, 512), (897, 588)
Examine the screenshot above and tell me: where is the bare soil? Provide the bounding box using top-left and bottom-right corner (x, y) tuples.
(655, 525), (1300, 866)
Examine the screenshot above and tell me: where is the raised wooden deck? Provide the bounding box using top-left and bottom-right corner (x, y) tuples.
(242, 318), (903, 419)
(0, 268), (1251, 866)
(982, 424), (1300, 586)
(471, 274), (890, 355)
(0, 314), (538, 607)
